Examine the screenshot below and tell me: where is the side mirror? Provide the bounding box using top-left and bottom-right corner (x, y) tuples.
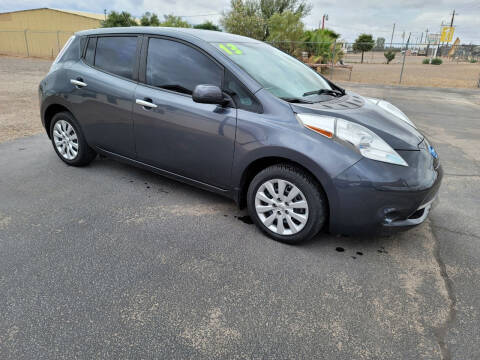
(192, 84), (226, 105)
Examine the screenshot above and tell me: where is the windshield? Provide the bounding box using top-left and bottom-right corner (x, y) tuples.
(212, 41), (332, 100)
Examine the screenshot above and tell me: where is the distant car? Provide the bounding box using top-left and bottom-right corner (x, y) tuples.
(39, 28), (442, 243)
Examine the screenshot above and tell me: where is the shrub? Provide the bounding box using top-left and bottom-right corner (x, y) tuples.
(422, 58), (430, 64)
(384, 50), (395, 64)
(469, 58), (478, 63)
(431, 58), (443, 65)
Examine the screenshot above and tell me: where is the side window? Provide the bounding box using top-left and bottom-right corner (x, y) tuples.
(94, 36), (137, 79)
(146, 38), (222, 95)
(224, 72), (262, 113)
(84, 37), (96, 66)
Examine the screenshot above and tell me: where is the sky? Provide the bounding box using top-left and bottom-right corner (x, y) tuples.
(2, 0), (480, 44)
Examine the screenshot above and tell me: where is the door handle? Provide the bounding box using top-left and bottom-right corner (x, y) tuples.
(70, 79), (87, 88)
(136, 99), (158, 109)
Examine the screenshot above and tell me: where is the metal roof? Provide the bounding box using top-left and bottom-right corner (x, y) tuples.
(0, 8), (104, 21)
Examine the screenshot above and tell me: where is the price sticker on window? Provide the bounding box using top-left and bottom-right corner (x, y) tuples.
(218, 43), (243, 55)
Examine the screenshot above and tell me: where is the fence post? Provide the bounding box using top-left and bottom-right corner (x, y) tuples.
(331, 40), (336, 80)
(56, 31), (61, 54)
(399, 34), (411, 84)
(24, 29), (30, 57)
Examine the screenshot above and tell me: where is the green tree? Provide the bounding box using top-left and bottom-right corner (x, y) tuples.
(259, 0), (311, 38)
(221, 0), (265, 40)
(375, 37), (385, 50)
(301, 29), (340, 63)
(140, 12), (160, 26)
(267, 11), (304, 54)
(193, 21), (222, 31)
(384, 50), (395, 64)
(353, 33), (375, 63)
(102, 11), (137, 27)
(221, 0), (311, 40)
(160, 14), (191, 28)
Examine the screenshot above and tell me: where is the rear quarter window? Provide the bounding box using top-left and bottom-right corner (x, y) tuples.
(57, 36), (80, 63)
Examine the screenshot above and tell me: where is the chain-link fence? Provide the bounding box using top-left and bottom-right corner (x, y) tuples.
(268, 40), (480, 88)
(1, 30), (479, 88)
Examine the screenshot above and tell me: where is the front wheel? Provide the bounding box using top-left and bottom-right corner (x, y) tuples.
(247, 164), (327, 244)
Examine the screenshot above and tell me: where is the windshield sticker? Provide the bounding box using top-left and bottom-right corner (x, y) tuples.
(218, 43), (243, 55)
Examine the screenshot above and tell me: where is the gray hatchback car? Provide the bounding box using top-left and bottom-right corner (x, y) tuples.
(39, 27), (442, 243)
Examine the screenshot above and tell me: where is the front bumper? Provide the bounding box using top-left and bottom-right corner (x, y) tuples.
(328, 141), (442, 235)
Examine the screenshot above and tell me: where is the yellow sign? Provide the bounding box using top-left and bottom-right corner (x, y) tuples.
(441, 26), (454, 42)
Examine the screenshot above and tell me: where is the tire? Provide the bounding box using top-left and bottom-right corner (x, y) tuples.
(247, 164), (327, 244)
(49, 112), (96, 166)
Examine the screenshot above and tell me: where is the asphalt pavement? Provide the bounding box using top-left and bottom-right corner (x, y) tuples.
(0, 84), (479, 359)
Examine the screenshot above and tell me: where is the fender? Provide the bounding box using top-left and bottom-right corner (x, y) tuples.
(40, 96), (78, 137)
(232, 145), (343, 224)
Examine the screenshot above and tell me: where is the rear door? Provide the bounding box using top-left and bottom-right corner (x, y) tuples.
(132, 37), (237, 188)
(68, 35), (140, 158)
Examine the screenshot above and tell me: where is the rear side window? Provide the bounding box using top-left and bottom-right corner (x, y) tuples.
(94, 36), (137, 79)
(56, 36), (80, 64)
(146, 38), (222, 95)
(84, 37), (96, 66)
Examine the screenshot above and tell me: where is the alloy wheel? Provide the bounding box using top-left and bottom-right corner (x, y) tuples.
(254, 178), (309, 235)
(53, 120), (79, 160)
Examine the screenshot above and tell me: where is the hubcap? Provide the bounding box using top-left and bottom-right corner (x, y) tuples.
(255, 179), (309, 235)
(53, 120), (78, 160)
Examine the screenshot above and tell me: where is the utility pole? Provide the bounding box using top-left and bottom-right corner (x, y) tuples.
(321, 14), (328, 30)
(450, 9), (456, 27)
(447, 9), (457, 47)
(390, 23), (395, 49)
(104, 9), (107, 21)
(425, 28), (429, 55)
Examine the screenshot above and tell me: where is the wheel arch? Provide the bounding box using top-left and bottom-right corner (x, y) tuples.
(42, 99), (75, 138)
(235, 154), (335, 223)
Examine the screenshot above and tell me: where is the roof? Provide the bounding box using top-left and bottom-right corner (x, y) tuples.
(0, 8), (104, 21)
(76, 27), (261, 44)
(52, 9), (105, 21)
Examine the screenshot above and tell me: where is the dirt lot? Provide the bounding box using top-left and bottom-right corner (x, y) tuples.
(0, 56), (51, 142)
(332, 53), (480, 88)
(0, 54), (479, 143)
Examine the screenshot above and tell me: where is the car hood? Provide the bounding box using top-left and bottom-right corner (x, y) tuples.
(290, 92), (424, 150)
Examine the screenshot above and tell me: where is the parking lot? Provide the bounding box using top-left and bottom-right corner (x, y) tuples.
(0, 56), (479, 359)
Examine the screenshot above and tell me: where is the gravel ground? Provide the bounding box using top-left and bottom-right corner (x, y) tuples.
(0, 56), (51, 142)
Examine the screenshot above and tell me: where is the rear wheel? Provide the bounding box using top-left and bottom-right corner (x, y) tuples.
(247, 164), (327, 244)
(50, 112), (96, 166)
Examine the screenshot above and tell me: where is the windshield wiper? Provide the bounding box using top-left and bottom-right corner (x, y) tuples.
(302, 89), (344, 97)
(280, 97), (315, 104)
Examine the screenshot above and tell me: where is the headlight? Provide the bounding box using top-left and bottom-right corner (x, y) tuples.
(297, 114), (408, 167)
(365, 97), (416, 128)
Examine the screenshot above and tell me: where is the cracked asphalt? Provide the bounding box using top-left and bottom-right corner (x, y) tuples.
(1, 80), (479, 358)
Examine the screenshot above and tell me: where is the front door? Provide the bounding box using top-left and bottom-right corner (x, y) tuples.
(133, 37), (236, 189)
